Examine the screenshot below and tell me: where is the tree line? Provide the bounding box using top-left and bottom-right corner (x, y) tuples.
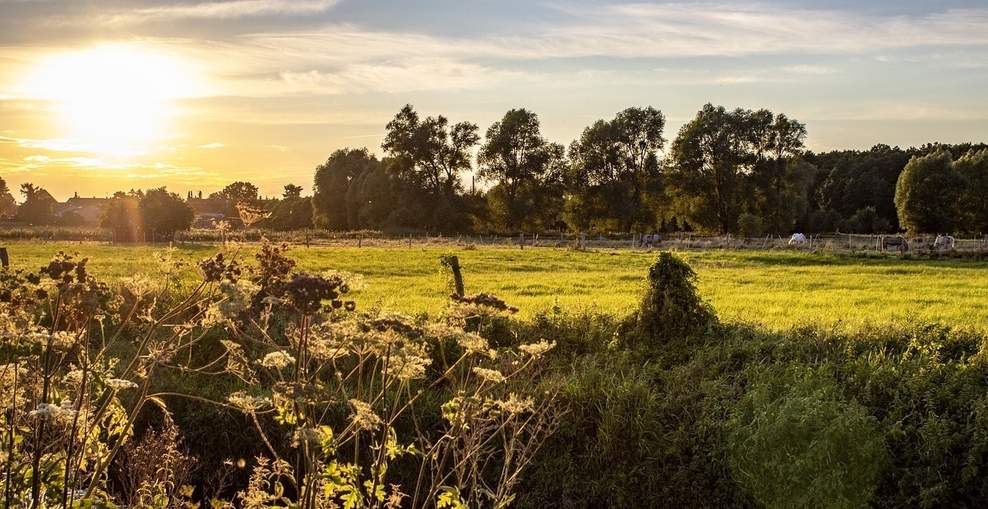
(3, 103), (987, 238)
(314, 103), (988, 236)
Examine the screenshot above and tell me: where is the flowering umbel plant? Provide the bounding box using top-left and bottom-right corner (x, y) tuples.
(1, 244), (561, 509)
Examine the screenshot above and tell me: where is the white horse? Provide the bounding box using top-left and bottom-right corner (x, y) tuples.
(641, 233), (661, 247)
(934, 234), (955, 250)
(788, 233), (807, 246)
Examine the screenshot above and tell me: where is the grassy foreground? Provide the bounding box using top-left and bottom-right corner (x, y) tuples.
(3, 240), (987, 332)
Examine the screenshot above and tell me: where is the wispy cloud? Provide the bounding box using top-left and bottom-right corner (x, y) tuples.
(198, 142), (225, 149)
(93, 0), (340, 24)
(137, 4), (983, 99)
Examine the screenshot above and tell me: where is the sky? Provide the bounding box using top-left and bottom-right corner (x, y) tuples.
(0, 0), (986, 201)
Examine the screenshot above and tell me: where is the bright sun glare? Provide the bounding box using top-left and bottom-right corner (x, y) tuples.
(26, 45), (199, 156)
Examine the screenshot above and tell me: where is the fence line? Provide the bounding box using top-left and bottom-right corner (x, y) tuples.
(2, 226), (987, 254)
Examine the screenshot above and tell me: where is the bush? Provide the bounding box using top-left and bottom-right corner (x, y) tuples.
(623, 252), (716, 351)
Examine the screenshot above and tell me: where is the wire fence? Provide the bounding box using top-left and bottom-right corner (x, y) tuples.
(2, 225), (987, 254)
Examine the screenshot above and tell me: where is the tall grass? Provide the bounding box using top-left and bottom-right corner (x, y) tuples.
(2, 242), (986, 332)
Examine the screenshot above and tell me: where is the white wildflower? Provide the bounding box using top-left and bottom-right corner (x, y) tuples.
(259, 351), (296, 370)
(349, 399), (382, 430)
(386, 356), (430, 381)
(106, 378), (138, 391)
(496, 393), (534, 415)
(472, 367), (506, 384)
(227, 392), (272, 411)
(30, 403), (60, 418)
(456, 333), (490, 355)
(122, 275), (154, 298)
(519, 340), (556, 357)
(62, 369), (84, 386)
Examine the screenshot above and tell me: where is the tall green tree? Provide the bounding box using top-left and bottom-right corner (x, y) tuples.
(954, 149), (988, 234)
(312, 148), (378, 230)
(478, 109), (566, 231)
(265, 184), (314, 231)
(382, 104), (479, 231)
(810, 144), (914, 233)
(141, 187), (196, 241)
(565, 106), (666, 232)
(16, 183), (57, 225)
(100, 191), (142, 242)
(210, 181), (259, 203)
(341, 157), (391, 230)
(895, 150), (965, 234)
(0, 176), (16, 219)
(666, 104), (806, 234)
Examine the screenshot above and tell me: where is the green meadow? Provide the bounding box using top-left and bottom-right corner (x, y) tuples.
(4, 241), (987, 332)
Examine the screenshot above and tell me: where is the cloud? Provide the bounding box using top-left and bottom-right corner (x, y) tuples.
(198, 142), (225, 149)
(97, 0), (340, 23)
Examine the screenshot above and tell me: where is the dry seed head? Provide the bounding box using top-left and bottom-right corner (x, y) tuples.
(496, 393), (535, 415)
(518, 339), (556, 357)
(349, 398), (383, 430)
(472, 367), (506, 384)
(259, 351), (296, 369)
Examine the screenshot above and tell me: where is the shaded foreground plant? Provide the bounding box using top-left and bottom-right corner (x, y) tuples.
(217, 243), (561, 509)
(0, 249), (222, 508)
(0, 242), (563, 508)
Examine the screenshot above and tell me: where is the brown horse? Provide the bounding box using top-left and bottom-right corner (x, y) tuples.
(881, 235), (909, 252)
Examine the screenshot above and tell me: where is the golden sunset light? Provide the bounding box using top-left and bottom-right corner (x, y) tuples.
(0, 0), (985, 203)
(22, 45), (201, 156)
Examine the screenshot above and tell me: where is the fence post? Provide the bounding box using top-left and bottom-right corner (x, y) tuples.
(519, 233), (525, 250)
(0, 247), (8, 268)
(449, 255), (465, 297)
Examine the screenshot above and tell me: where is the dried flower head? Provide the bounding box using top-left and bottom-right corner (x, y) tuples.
(259, 351), (295, 370)
(349, 398), (382, 431)
(496, 393), (535, 415)
(472, 367), (506, 385)
(519, 339), (556, 357)
(107, 378), (138, 391)
(228, 392), (272, 412)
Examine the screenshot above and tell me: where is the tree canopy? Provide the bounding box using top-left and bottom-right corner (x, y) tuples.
(478, 108), (566, 231)
(666, 104), (807, 234)
(565, 106), (667, 232)
(382, 104), (480, 231)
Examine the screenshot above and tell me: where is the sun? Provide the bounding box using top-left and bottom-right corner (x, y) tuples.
(25, 45), (200, 155)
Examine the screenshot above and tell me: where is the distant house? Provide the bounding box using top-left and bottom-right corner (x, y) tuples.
(53, 194), (113, 225)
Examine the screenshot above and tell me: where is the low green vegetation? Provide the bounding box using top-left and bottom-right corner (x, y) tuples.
(3, 241), (988, 508)
(3, 242), (987, 332)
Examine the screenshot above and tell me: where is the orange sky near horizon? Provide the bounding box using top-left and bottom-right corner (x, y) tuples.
(2, 1), (987, 202)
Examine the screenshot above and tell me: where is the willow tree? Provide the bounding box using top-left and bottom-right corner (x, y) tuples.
(666, 104), (806, 234)
(478, 108), (566, 231)
(894, 150), (965, 234)
(564, 106), (666, 232)
(382, 104), (479, 231)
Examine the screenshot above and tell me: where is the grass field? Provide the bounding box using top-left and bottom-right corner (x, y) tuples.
(4, 241), (987, 332)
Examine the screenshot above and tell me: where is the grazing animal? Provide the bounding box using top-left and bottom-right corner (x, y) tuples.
(788, 233), (807, 246)
(882, 235), (909, 252)
(641, 233), (661, 247)
(934, 234), (955, 250)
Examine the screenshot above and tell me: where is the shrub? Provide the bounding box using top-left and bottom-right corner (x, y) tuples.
(623, 252), (716, 350)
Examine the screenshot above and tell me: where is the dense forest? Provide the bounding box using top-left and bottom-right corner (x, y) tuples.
(5, 103), (988, 237)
